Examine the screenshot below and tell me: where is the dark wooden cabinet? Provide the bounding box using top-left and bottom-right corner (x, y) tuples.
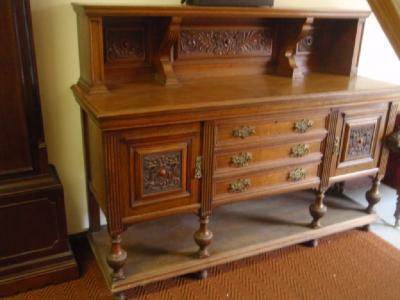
(0, 0), (78, 296)
(72, 4), (400, 298)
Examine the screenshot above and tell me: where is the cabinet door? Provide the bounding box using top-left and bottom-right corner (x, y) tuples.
(117, 123), (201, 223)
(330, 104), (389, 179)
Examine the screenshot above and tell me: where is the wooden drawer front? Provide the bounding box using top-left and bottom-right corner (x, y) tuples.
(214, 140), (323, 177)
(117, 123), (201, 222)
(213, 163), (320, 205)
(215, 113), (327, 149)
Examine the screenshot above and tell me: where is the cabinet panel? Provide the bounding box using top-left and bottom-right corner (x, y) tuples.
(331, 104), (389, 178)
(118, 123), (201, 222)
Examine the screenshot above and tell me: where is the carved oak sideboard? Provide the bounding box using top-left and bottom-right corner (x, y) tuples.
(72, 4), (400, 298)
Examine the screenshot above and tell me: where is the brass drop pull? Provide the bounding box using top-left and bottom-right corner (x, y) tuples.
(332, 137), (340, 155)
(228, 178), (251, 193)
(288, 169), (306, 182)
(195, 156), (202, 179)
(230, 152), (253, 167)
(294, 119), (314, 133)
(290, 144), (310, 158)
(232, 126), (256, 139)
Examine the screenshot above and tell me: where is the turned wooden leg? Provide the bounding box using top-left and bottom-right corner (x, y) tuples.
(395, 190), (400, 228)
(309, 191), (327, 229)
(366, 176), (381, 214)
(106, 235), (127, 282)
(303, 239), (319, 248)
(194, 216), (213, 259)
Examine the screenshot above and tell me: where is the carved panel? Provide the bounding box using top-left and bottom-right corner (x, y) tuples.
(143, 151), (182, 195)
(347, 125), (375, 159)
(179, 28), (273, 58)
(105, 28), (145, 63)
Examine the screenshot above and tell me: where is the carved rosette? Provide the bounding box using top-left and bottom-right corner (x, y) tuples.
(179, 28), (273, 58)
(143, 152), (182, 195)
(105, 29), (145, 63)
(347, 125), (375, 159)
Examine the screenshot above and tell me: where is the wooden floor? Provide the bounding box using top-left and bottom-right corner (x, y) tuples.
(89, 191), (376, 294)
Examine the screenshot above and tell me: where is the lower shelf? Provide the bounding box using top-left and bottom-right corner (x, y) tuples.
(89, 191), (376, 294)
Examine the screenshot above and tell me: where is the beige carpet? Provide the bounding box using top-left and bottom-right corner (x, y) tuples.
(7, 230), (400, 300)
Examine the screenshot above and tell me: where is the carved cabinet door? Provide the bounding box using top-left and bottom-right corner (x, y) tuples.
(116, 123), (201, 223)
(330, 103), (389, 179)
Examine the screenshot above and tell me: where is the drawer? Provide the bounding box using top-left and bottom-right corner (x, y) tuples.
(213, 163), (320, 205)
(214, 140), (323, 176)
(215, 113), (328, 149)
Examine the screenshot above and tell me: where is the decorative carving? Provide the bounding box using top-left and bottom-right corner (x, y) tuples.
(288, 169), (306, 182)
(348, 125), (375, 159)
(195, 156), (202, 179)
(232, 126), (256, 139)
(229, 178), (251, 193)
(290, 144), (310, 158)
(143, 151), (182, 195)
(105, 29), (145, 62)
(230, 152), (253, 167)
(294, 119), (314, 133)
(179, 28), (273, 57)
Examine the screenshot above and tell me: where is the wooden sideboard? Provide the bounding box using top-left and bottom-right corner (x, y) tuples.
(72, 4), (400, 298)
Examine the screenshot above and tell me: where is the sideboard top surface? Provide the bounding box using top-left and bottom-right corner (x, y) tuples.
(73, 73), (400, 122)
(72, 4), (370, 19)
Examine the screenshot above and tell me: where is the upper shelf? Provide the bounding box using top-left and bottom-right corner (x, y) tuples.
(72, 4), (371, 95)
(72, 4), (370, 19)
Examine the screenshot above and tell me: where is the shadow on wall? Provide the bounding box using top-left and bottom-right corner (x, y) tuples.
(31, 2), (88, 234)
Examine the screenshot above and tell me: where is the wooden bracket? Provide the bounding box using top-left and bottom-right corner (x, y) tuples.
(276, 17), (315, 79)
(154, 17), (182, 85)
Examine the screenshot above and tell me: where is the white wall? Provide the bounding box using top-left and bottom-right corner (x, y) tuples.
(29, 0), (400, 234)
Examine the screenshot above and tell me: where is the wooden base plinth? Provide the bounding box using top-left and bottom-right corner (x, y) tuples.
(89, 191), (376, 295)
(0, 249), (78, 297)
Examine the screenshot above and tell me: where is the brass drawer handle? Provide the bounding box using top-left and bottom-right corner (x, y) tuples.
(232, 126), (256, 139)
(290, 144), (310, 158)
(230, 152), (253, 167)
(288, 169), (306, 182)
(294, 119), (314, 133)
(229, 178), (251, 193)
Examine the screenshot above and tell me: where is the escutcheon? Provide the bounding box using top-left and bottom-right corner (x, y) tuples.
(290, 144), (310, 157)
(294, 119), (314, 133)
(232, 126), (256, 139)
(230, 152), (253, 167)
(228, 178), (251, 193)
(288, 169), (306, 182)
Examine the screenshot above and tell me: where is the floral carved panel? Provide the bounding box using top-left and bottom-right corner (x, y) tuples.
(347, 124), (376, 159)
(143, 151), (182, 195)
(178, 28), (273, 58)
(105, 28), (145, 63)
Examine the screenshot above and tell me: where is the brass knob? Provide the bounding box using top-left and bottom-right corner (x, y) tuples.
(159, 168), (167, 177)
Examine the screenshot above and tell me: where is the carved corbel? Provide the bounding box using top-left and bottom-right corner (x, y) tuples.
(277, 17), (315, 79)
(154, 17), (182, 85)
